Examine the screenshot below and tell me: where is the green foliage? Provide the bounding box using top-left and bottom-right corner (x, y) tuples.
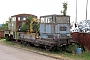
(27, 16), (33, 25)
(20, 16), (33, 32)
(19, 15), (39, 32)
(66, 43), (77, 53)
(0, 27), (3, 30)
(66, 42), (83, 53)
(25, 16), (33, 31)
(20, 16), (39, 32)
(20, 22), (29, 32)
(5, 36), (10, 41)
(62, 51), (90, 60)
(32, 22), (39, 32)
(61, 2), (68, 16)
(8, 17), (11, 22)
(0, 24), (8, 30)
(0, 17), (11, 31)
(0, 38), (4, 40)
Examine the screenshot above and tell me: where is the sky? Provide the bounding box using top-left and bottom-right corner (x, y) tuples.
(0, 0), (90, 24)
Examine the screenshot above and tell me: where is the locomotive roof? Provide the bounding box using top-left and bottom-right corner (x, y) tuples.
(40, 14), (70, 17)
(11, 14), (37, 18)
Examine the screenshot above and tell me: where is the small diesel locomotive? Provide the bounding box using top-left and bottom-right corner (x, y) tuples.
(19, 14), (71, 50)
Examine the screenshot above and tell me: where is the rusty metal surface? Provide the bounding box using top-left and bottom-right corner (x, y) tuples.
(72, 32), (90, 50)
(0, 31), (4, 38)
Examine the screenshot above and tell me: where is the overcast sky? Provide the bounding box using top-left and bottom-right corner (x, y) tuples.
(0, 0), (90, 24)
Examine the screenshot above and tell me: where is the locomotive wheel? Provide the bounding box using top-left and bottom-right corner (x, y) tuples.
(21, 40), (27, 45)
(34, 44), (39, 46)
(21, 40), (24, 44)
(45, 46), (52, 51)
(26, 42), (31, 47)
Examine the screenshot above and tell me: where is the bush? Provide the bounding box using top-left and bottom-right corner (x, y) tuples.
(5, 36), (10, 41)
(66, 42), (83, 54)
(66, 43), (76, 53)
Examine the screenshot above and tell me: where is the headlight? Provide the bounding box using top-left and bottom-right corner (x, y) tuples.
(36, 37), (39, 39)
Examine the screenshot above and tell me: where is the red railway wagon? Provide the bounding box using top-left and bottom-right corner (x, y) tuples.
(0, 31), (4, 38)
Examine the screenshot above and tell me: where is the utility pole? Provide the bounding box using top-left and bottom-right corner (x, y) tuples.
(86, 0), (88, 20)
(75, 0), (77, 27)
(75, 0), (77, 23)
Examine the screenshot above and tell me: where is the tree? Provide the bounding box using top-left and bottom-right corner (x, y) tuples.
(27, 16), (33, 23)
(32, 22), (39, 32)
(20, 16), (33, 32)
(8, 17), (11, 23)
(0, 23), (8, 31)
(26, 16), (33, 29)
(20, 22), (29, 32)
(0, 17), (11, 31)
(61, 2), (68, 16)
(20, 16), (39, 32)
(0, 21), (8, 31)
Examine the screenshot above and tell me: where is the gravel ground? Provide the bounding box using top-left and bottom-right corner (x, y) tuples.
(0, 40), (74, 60)
(0, 42), (63, 60)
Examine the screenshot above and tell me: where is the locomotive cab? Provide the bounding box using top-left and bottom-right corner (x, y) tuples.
(40, 15), (70, 45)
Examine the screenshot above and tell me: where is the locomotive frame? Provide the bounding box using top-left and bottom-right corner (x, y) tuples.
(5, 14), (73, 50)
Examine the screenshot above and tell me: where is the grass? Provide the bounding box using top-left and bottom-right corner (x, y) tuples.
(61, 51), (90, 60)
(0, 39), (46, 52)
(0, 39), (90, 60)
